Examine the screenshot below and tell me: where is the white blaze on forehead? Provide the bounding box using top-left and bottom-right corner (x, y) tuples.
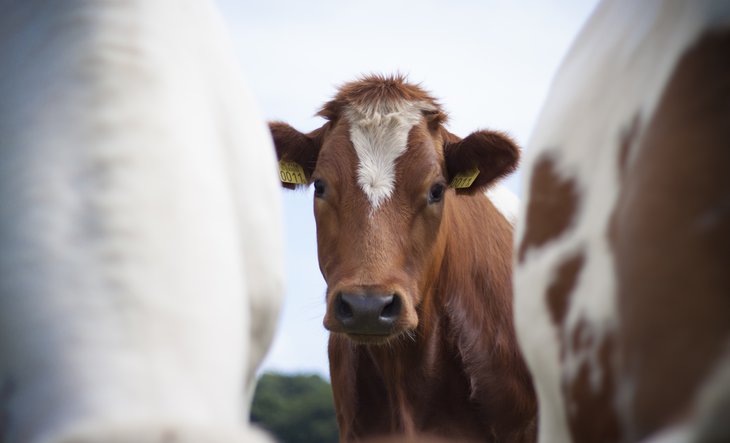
(345, 100), (433, 209)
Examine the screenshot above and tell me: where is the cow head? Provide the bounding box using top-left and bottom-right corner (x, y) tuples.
(270, 75), (518, 344)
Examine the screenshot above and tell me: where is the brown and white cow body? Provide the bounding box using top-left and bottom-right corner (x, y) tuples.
(271, 76), (536, 442)
(514, 1), (730, 442)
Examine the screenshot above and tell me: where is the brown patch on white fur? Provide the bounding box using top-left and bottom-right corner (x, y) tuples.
(518, 155), (580, 263)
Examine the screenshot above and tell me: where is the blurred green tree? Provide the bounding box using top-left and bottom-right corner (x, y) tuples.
(251, 372), (339, 443)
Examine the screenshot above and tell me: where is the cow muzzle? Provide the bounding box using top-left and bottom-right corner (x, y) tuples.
(328, 291), (402, 337)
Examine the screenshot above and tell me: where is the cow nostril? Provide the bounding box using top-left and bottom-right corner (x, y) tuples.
(335, 293), (353, 320)
(380, 295), (401, 320)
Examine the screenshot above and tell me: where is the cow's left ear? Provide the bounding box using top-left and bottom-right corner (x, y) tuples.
(441, 128), (520, 194)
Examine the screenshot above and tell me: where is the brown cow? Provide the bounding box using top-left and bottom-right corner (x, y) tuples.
(270, 75), (536, 442)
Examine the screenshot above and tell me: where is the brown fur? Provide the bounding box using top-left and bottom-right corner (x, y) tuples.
(609, 29), (730, 441)
(270, 75), (536, 442)
(545, 252), (584, 328)
(318, 74), (448, 126)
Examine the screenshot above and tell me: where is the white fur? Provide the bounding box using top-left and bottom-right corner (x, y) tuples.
(486, 185), (520, 225)
(0, 1), (282, 442)
(514, 1), (730, 442)
(638, 426), (694, 443)
(345, 100), (433, 210)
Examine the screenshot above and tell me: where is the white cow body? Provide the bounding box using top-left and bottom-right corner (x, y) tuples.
(0, 1), (282, 442)
(515, 1), (730, 442)
(486, 185), (520, 226)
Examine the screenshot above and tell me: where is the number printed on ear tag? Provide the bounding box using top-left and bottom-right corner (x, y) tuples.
(450, 168), (480, 189)
(278, 160), (308, 185)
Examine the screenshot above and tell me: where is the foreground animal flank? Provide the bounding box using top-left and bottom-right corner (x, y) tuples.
(0, 1), (282, 442)
(514, 1), (730, 442)
(271, 74), (536, 442)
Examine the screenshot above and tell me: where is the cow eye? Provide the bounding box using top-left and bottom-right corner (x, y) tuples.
(428, 183), (445, 204)
(313, 179), (326, 198)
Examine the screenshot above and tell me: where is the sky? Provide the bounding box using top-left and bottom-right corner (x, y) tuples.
(214, 0), (601, 378)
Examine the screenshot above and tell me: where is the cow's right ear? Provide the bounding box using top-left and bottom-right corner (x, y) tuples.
(268, 122), (325, 189)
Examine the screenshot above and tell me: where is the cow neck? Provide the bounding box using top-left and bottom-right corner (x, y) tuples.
(438, 190), (514, 317)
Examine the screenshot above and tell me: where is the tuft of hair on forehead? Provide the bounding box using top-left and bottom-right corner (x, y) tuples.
(317, 74), (448, 125)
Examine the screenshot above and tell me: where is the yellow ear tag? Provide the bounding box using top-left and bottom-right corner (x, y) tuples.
(450, 168), (480, 189)
(278, 160), (308, 185)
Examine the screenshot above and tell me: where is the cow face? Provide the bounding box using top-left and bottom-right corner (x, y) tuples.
(270, 76), (518, 344)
